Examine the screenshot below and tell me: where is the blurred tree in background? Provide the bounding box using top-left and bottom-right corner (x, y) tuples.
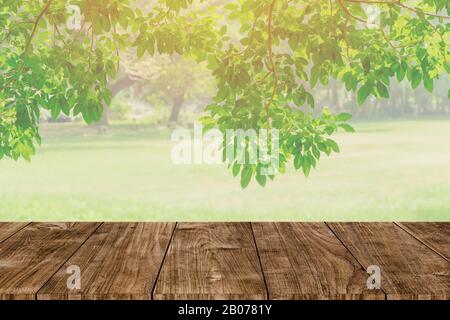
(119, 52), (214, 127)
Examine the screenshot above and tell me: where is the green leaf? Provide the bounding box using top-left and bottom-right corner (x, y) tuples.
(294, 153), (303, 170)
(410, 69), (422, 89)
(302, 156), (311, 177)
(423, 75), (433, 93)
(312, 145), (320, 160)
(326, 139), (340, 153)
(232, 162), (241, 177)
(376, 82), (389, 98)
(255, 173), (267, 187)
(240, 165), (253, 188)
(357, 82), (372, 105)
(362, 57), (371, 74)
(396, 64), (406, 82)
(310, 65), (320, 88)
(305, 92), (315, 108)
(339, 123), (355, 133)
(137, 44), (146, 58)
(337, 112), (352, 122)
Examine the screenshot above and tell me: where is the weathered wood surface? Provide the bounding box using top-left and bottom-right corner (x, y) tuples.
(0, 223), (100, 300)
(153, 223), (267, 300)
(252, 223), (384, 300)
(0, 222), (448, 300)
(328, 223), (450, 300)
(38, 223), (175, 300)
(0, 223), (29, 243)
(397, 223), (450, 262)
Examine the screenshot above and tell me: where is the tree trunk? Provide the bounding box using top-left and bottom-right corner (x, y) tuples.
(168, 93), (184, 127)
(331, 82), (340, 111)
(402, 86), (408, 115)
(99, 104), (110, 126)
(97, 76), (136, 127)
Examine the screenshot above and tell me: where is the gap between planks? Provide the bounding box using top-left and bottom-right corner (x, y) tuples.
(153, 223), (267, 300)
(394, 222), (449, 263)
(327, 222), (450, 300)
(324, 222), (388, 299)
(37, 223), (176, 300)
(35, 223), (104, 300)
(151, 222), (178, 299)
(253, 222), (385, 300)
(0, 223), (103, 300)
(249, 223), (270, 300)
(0, 222), (32, 244)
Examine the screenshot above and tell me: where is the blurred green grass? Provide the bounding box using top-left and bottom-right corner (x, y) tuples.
(1, 119), (450, 221)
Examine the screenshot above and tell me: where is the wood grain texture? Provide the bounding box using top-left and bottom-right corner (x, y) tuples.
(0, 223), (29, 243)
(153, 223), (267, 300)
(0, 223), (100, 300)
(37, 223), (175, 300)
(253, 223), (384, 300)
(328, 223), (450, 300)
(397, 223), (450, 262)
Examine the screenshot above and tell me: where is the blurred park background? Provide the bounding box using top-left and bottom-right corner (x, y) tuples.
(0, 53), (449, 221)
(2, 0), (449, 221)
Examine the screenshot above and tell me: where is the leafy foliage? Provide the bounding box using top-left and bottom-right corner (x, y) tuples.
(1, 0), (449, 187)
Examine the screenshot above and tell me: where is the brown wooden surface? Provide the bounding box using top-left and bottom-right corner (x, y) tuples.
(38, 223), (175, 300)
(153, 223), (267, 300)
(253, 223), (384, 300)
(328, 223), (450, 300)
(0, 223), (29, 243)
(0, 222), (449, 300)
(397, 223), (450, 261)
(0, 223), (100, 300)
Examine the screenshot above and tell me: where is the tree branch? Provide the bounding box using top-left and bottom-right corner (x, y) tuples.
(23, 0), (53, 55)
(264, 0), (278, 128)
(343, 0), (450, 20)
(337, 0), (399, 52)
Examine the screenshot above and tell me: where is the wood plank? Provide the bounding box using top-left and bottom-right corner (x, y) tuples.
(0, 223), (100, 300)
(153, 223), (267, 300)
(328, 223), (450, 300)
(253, 223), (384, 300)
(397, 223), (450, 262)
(0, 223), (29, 243)
(37, 223), (175, 300)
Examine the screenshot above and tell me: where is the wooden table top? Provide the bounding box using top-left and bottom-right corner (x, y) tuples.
(0, 222), (448, 300)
